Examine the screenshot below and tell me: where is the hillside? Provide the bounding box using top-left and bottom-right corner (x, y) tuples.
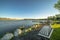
(0, 18), (23, 20)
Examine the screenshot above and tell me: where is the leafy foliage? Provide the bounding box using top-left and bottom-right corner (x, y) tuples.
(54, 0), (60, 10)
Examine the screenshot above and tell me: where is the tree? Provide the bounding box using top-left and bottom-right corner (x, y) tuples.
(48, 16), (56, 20)
(54, 0), (60, 21)
(54, 0), (60, 10)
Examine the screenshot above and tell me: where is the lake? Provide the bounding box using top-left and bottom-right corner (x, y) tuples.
(0, 20), (35, 35)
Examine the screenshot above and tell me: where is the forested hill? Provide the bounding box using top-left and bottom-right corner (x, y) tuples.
(0, 18), (22, 20)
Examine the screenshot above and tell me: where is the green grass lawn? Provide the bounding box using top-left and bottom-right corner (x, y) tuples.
(50, 28), (60, 40)
(50, 21), (60, 40)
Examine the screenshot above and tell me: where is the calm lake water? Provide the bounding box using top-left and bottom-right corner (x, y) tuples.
(0, 20), (35, 35)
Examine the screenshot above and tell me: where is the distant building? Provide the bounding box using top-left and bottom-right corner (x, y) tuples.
(1, 33), (14, 40)
(56, 14), (60, 17)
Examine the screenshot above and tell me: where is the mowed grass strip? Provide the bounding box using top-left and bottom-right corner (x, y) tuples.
(50, 23), (60, 40)
(51, 24), (60, 28)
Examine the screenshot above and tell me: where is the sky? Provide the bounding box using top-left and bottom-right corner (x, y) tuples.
(0, 0), (59, 19)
